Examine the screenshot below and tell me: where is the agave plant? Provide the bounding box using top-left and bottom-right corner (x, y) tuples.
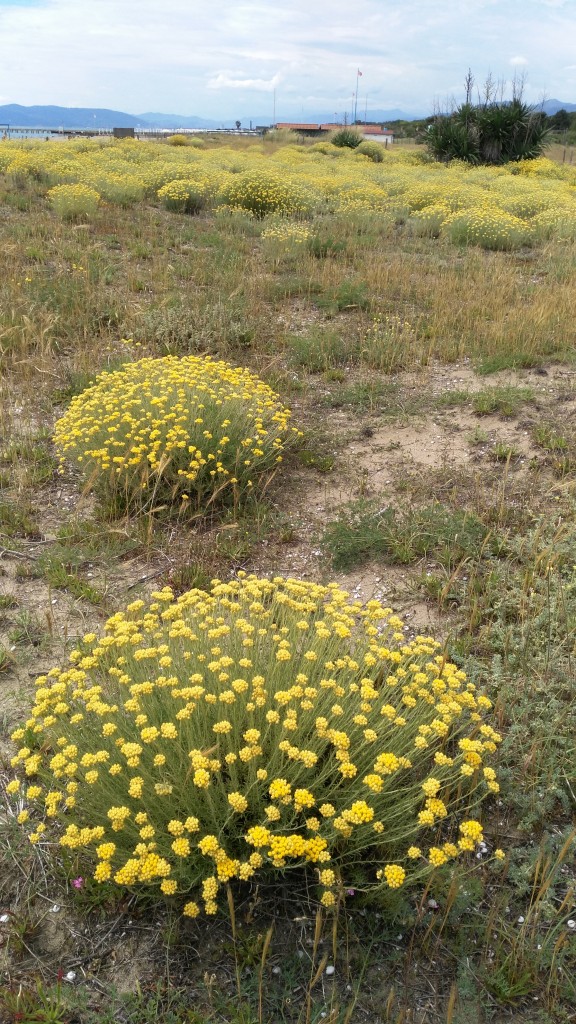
(427, 76), (551, 166)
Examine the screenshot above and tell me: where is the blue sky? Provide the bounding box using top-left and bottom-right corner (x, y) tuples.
(0, 0), (575, 119)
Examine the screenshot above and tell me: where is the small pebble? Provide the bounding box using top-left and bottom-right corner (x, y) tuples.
(50, 905), (61, 913)
(325, 965), (335, 977)
(0, 914), (9, 923)
(567, 920), (576, 929)
(64, 971), (76, 983)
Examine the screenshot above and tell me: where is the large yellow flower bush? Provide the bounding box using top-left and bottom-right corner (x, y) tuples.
(53, 355), (299, 513)
(8, 575), (500, 915)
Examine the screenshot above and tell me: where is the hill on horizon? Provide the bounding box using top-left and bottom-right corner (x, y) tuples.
(0, 102), (429, 130)
(0, 100), (573, 132)
(0, 104), (144, 129)
(541, 98), (576, 115)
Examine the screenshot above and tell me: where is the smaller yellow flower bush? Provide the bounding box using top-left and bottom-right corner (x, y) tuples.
(86, 173), (144, 207)
(261, 220), (311, 259)
(532, 207), (576, 241)
(157, 179), (210, 214)
(409, 203), (451, 238)
(217, 170), (312, 218)
(166, 134), (193, 147)
(356, 141), (385, 163)
(53, 355), (299, 514)
(8, 576), (501, 915)
(47, 183), (101, 220)
(442, 205), (528, 250)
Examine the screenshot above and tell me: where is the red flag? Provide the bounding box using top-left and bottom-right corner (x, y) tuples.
(357, 69), (363, 76)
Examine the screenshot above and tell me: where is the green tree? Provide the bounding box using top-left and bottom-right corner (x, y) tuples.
(550, 108), (570, 132)
(426, 73), (550, 165)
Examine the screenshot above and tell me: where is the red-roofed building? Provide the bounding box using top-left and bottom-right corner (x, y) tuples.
(361, 125), (394, 145)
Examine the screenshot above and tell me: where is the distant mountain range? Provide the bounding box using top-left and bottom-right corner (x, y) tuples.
(1, 100), (574, 131)
(0, 104), (144, 129)
(0, 102), (428, 130)
(138, 111), (227, 129)
(541, 98), (576, 114)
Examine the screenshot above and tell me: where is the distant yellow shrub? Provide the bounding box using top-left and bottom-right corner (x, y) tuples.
(409, 203), (451, 237)
(443, 205), (528, 250)
(218, 170), (312, 218)
(47, 183), (100, 219)
(261, 220), (311, 257)
(157, 178), (209, 214)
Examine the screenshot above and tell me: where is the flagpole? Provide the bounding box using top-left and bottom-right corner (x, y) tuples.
(353, 69), (362, 124)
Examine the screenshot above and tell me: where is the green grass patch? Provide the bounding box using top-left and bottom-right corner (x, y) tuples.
(323, 499), (501, 571)
(315, 279), (370, 315)
(0, 499), (41, 539)
(472, 386), (535, 417)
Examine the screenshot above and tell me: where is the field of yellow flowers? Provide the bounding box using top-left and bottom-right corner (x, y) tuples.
(0, 134), (575, 1023)
(2, 135), (576, 248)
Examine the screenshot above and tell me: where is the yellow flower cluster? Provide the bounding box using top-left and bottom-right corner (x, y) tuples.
(443, 204), (528, 250)
(47, 183), (100, 219)
(261, 220), (311, 255)
(53, 354), (299, 513)
(218, 169), (313, 218)
(8, 575), (501, 916)
(157, 178), (209, 214)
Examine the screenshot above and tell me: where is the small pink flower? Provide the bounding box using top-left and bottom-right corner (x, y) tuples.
(72, 877), (84, 890)
(346, 888), (356, 897)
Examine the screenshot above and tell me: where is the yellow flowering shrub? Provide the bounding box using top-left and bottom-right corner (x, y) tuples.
(47, 183), (101, 220)
(157, 178), (209, 214)
(356, 141), (385, 163)
(8, 575), (501, 914)
(85, 173), (145, 207)
(53, 355), (299, 514)
(442, 205), (529, 250)
(532, 207), (576, 241)
(409, 203), (451, 238)
(217, 170), (313, 218)
(261, 220), (311, 259)
(166, 134), (194, 147)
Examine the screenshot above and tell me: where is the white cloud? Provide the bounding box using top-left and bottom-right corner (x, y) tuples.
(208, 72), (282, 91)
(510, 56), (529, 66)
